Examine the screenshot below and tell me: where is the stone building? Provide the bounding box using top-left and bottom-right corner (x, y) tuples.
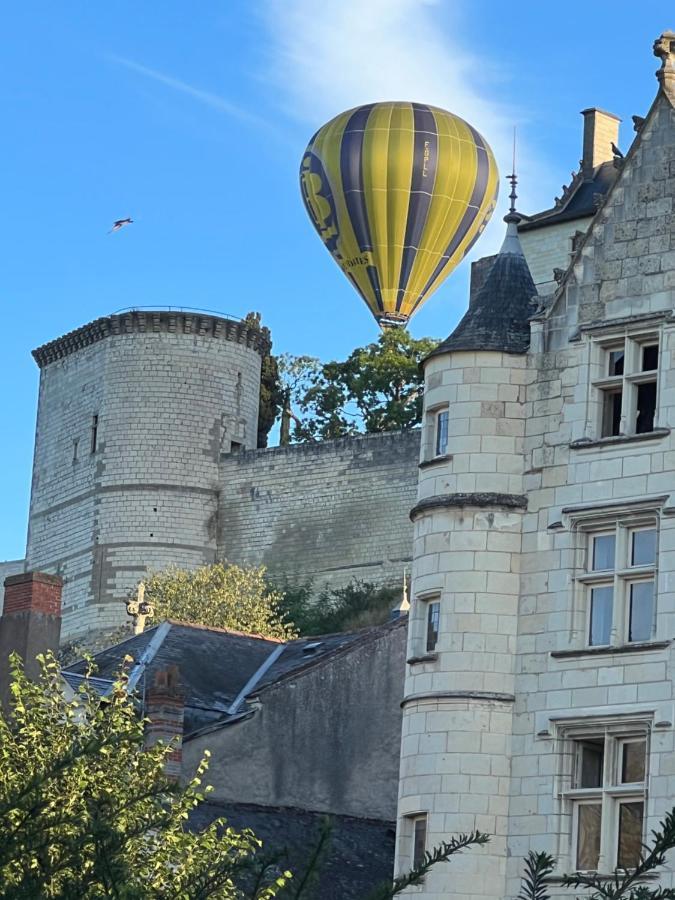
(395, 31), (675, 899)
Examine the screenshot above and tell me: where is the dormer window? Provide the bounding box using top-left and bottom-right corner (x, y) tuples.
(594, 337), (658, 438)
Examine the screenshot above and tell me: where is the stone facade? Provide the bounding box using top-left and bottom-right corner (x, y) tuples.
(218, 430), (419, 589)
(25, 311), (264, 637)
(396, 40), (675, 899)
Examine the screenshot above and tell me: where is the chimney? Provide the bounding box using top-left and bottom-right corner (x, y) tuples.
(145, 665), (184, 780)
(0, 571), (63, 709)
(581, 108), (621, 176)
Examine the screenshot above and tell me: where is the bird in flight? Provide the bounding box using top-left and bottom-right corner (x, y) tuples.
(109, 217), (133, 233)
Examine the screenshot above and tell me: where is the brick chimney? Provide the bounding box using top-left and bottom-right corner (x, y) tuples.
(145, 665), (184, 780)
(0, 572), (63, 709)
(581, 108), (621, 176)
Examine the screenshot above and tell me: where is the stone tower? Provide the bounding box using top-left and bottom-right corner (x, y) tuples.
(26, 310), (265, 638)
(395, 208), (535, 899)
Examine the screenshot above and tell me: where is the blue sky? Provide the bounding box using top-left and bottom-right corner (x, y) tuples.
(1, 1), (672, 559)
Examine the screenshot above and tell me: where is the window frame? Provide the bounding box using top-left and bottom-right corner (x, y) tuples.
(576, 517), (658, 649)
(410, 591), (442, 660)
(558, 721), (650, 874)
(592, 332), (660, 439)
(434, 408), (449, 457)
(425, 599), (441, 653)
(411, 813), (428, 869)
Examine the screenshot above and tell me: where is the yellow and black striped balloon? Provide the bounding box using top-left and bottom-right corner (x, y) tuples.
(300, 102), (499, 327)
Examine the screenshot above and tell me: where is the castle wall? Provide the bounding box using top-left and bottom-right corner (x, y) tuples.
(26, 312), (264, 638)
(217, 430), (420, 590)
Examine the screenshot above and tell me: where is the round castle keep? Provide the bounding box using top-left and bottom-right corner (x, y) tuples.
(26, 310), (265, 638)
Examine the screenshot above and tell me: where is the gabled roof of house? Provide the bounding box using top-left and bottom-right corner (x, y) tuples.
(190, 800), (396, 900)
(64, 617), (407, 737)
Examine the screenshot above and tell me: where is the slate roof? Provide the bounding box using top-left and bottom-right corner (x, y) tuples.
(64, 619), (404, 737)
(518, 160), (616, 232)
(427, 217), (537, 358)
(189, 800), (396, 900)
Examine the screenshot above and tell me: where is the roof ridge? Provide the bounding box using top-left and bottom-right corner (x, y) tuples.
(166, 619), (286, 643)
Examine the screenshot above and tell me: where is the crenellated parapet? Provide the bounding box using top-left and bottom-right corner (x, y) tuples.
(32, 310), (269, 369)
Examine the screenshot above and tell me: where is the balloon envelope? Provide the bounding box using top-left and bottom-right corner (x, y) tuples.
(300, 102), (499, 327)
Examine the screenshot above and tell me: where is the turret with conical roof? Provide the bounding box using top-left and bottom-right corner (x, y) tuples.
(394, 184), (536, 900)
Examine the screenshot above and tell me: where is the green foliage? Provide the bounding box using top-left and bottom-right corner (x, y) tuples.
(280, 329), (439, 442)
(145, 563), (297, 640)
(0, 652), (290, 899)
(365, 831), (490, 899)
(517, 851), (555, 900)
(274, 579), (400, 636)
(560, 808), (675, 898)
(243, 312), (283, 450)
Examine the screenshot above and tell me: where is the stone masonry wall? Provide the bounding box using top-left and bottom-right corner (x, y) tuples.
(26, 313), (263, 638)
(503, 89), (675, 897)
(217, 430), (420, 590)
(519, 218), (587, 292)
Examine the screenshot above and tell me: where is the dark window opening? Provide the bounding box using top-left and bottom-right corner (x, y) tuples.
(642, 344), (658, 372)
(601, 390), (622, 437)
(426, 601), (440, 652)
(91, 415), (99, 454)
(72, 438), (79, 463)
(230, 441), (243, 453)
(578, 740), (604, 788)
(635, 382), (656, 434)
(608, 349), (625, 376)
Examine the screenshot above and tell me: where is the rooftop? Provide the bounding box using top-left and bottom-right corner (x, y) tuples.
(64, 617), (407, 737)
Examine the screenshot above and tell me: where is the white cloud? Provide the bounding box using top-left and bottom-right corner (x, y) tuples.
(108, 55), (270, 130)
(261, 0), (555, 252)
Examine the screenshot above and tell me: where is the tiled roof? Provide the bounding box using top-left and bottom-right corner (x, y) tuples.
(189, 800), (396, 900)
(427, 219), (537, 357)
(64, 618), (405, 736)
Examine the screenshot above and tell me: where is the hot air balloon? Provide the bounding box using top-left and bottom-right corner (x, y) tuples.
(300, 102), (499, 328)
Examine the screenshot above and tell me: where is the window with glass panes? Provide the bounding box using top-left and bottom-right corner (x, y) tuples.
(425, 600), (440, 652)
(564, 729), (647, 872)
(579, 522), (656, 646)
(435, 409), (449, 456)
(594, 337), (658, 438)
(411, 814), (428, 868)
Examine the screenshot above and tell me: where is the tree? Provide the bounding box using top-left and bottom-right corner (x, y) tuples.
(283, 328), (439, 442)
(276, 355), (321, 446)
(243, 312), (284, 450)
(145, 562), (297, 640)
(0, 652), (290, 899)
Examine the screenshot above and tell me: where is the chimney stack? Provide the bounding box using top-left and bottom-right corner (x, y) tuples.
(581, 108), (621, 176)
(145, 665), (184, 780)
(0, 571), (63, 709)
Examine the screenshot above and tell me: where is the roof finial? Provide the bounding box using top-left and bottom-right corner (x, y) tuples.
(505, 127), (519, 223)
(509, 127), (518, 213)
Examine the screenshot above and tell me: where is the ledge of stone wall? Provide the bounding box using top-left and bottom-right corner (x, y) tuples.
(410, 492), (528, 521)
(33, 310), (270, 367)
